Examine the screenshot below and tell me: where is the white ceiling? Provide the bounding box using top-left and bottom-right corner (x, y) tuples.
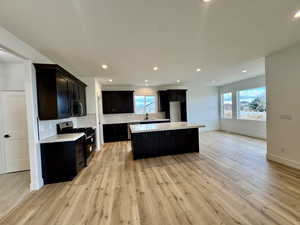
(0, 0), (300, 86)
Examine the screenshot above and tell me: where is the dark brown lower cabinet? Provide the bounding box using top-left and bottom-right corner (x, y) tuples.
(40, 137), (85, 184)
(103, 123), (129, 143)
(131, 128), (199, 160)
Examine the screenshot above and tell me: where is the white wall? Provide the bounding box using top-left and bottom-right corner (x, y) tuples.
(101, 84), (220, 132)
(0, 63), (26, 91)
(266, 42), (300, 170)
(219, 76), (266, 139)
(186, 82), (219, 132)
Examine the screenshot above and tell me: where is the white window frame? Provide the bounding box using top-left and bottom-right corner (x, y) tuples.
(236, 86), (267, 122)
(221, 92), (233, 119)
(134, 95), (157, 114)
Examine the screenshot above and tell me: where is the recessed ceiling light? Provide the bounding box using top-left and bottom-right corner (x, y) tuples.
(294, 10), (300, 18)
(196, 68), (202, 72)
(102, 64), (108, 70)
(203, 0), (211, 2)
(153, 66), (158, 71)
(242, 70), (247, 73)
(108, 79), (112, 82)
(145, 80), (148, 82)
(177, 80), (181, 83)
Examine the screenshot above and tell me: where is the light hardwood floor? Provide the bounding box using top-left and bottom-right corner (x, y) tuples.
(1, 131), (300, 225)
(0, 171), (30, 218)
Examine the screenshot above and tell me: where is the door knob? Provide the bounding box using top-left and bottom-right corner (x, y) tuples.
(4, 134), (10, 138)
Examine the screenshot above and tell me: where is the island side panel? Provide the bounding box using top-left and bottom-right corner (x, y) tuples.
(131, 128), (199, 160)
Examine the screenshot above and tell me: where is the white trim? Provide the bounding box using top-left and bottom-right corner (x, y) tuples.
(236, 86), (266, 122)
(94, 79), (102, 151)
(24, 62), (44, 190)
(267, 153), (300, 170)
(220, 92), (233, 119)
(134, 95), (157, 114)
(0, 93), (5, 174)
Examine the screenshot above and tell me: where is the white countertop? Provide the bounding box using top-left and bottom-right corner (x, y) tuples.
(40, 133), (85, 144)
(103, 118), (170, 125)
(130, 122), (205, 133)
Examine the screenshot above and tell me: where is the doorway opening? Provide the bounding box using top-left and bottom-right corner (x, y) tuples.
(0, 48), (30, 218)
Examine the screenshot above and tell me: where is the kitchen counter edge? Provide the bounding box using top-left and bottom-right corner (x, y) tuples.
(39, 133), (85, 144)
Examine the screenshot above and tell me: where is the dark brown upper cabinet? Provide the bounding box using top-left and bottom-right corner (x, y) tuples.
(102, 91), (134, 114)
(158, 89), (187, 122)
(167, 89), (187, 102)
(34, 64), (87, 120)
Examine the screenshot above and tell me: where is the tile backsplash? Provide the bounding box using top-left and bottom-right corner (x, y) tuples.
(77, 113), (97, 128)
(38, 117), (78, 140)
(38, 112), (165, 140)
(38, 114), (98, 140)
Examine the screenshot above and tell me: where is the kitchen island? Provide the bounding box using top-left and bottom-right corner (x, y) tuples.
(130, 122), (205, 159)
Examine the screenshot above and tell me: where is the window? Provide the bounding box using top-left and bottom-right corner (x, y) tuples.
(237, 87), (266, 121)
(221, 92), (232, 119)
(134, 96), (156, 114)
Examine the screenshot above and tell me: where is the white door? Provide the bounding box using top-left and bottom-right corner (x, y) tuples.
(0, 92), (30, 173)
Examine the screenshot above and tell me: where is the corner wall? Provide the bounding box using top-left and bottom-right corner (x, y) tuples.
(266, 42), (300, 170)
(186, 82), (220, 132)
(219, 76), (266, 139)
(0, 26), (52, 190)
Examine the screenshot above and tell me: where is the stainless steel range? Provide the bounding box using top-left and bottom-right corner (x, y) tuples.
(57, 121), (96, 165)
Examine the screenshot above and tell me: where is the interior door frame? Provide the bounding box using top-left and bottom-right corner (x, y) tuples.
(0, 92), (5, 174)
(0, 44), (44, 190)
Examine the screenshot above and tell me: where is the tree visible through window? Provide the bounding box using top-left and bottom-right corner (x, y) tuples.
(222, 92), (232, 119)
(238, 87), (266, 121)
(134, 96), (156, 114)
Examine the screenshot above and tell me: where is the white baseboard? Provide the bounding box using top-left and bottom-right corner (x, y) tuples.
(267, 153), (300, 170)
(219, 129), (266, 140)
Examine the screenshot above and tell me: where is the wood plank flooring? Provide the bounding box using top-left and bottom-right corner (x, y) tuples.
(0, 171), (30, 218)
(1, 131), (300, 225)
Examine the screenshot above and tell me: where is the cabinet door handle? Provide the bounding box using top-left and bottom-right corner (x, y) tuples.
(4, 134), (10, 138)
